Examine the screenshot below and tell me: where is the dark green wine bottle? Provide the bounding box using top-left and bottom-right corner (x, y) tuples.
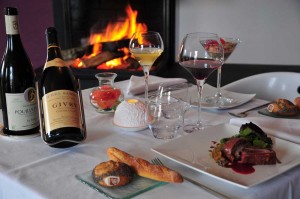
(0, 7), (39, 136)
(38, 27), (86, 148)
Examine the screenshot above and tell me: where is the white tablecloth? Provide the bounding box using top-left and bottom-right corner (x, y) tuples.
(0, 79), (299, 199)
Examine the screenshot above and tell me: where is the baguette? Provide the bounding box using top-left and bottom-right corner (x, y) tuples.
(107, 147), (183, 183)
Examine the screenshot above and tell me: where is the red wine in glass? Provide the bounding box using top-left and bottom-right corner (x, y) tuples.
(178, 32), (224, 133)
(179, 59), (219, 80)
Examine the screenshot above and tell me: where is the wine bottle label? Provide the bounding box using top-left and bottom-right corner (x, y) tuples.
(5, 87), (39, 131)
(44, 58), (67, 70)
(42, 90), (81, 132)
(5, 15), (19, 35)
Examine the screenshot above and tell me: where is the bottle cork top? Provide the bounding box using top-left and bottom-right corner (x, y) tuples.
(4, 7), (18, 15)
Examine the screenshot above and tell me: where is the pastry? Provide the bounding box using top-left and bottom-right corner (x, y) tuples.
(92, 160), (134, 187)
(294, 97), (300, 110)
(267, 99), (298, 116)
(107, 147), (183, 183)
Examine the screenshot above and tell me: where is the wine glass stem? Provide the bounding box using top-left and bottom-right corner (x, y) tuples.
(143, 66), (150, 102)
(196, 79), (205, 126)
(215, 67), (222, 98)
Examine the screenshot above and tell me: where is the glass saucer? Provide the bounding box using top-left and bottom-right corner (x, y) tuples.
(76, 170), (167, 199)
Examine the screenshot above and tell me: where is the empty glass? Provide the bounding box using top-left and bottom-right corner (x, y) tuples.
(146, 94), (184, 139)
(157, 82), (191, 133)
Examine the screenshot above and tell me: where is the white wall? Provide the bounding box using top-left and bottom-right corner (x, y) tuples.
(176, 0), (300, 66)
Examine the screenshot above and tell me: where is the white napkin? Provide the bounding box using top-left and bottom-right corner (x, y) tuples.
(127, 75), (187, 95)
(230, 117), (300, 144)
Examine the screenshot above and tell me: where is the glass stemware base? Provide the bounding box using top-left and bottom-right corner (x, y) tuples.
(182, 120), (212, 133)
(183, 124), (204, 133)
(204, 95), (234, 106)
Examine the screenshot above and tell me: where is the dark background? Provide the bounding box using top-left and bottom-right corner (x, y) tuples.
(0, 0), (54, 69)
(1, 0), (300, 90)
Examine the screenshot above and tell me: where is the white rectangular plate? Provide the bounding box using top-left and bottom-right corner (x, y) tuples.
(152, 123), (300, 188)
(196, 84), (256, 109)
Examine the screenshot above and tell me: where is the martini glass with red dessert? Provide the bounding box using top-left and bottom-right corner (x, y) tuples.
(204, 37), (240, 106)
(178, 32), (224, 132)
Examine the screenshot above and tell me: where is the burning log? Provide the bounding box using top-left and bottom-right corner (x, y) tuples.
(62, 39), (135, 68)
(80, 50), (125, 68)
(64, 50), (126, 68)
(61, 46), (88, 60)
(61, 4), (148, 70)
(125, 57), (142, 69)
(61, 39), (130, 60)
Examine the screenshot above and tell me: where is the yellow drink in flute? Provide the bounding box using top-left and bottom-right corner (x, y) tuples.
(130, 48), (163, 69)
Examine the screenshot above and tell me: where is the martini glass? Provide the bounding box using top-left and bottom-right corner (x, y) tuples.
(204, 37), (240, 106)
(178, 32), (224, 132)
(129, 31), (164, 102)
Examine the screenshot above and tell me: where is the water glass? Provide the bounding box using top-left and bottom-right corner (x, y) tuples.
(157, 82), (191, 130)
(146, 94), (184, 139)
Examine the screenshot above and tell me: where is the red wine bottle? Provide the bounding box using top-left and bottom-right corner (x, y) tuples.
(0, 7), (39, 136)
(38, 27), (86, 148)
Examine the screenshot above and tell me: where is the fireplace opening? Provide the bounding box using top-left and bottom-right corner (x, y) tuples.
(63, 4), (148, 70)
(51, 0), (176, 84)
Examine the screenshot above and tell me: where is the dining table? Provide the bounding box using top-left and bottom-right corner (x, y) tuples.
(0, 77), (300, 199)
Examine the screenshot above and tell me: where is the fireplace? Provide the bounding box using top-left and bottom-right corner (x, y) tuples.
(49, 0), (176, 86)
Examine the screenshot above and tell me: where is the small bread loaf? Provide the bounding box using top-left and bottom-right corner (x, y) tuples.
(267, 99), (298, 116)
(92, 160), (134, 187)
(294, 97), (300, 110)
(107, 147), (183, 183)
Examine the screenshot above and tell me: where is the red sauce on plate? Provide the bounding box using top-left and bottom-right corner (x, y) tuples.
(229, 163), (255, 174)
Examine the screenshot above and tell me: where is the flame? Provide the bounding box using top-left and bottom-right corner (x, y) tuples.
(100, 48), (130, 69)
(74, 4), (147, 69)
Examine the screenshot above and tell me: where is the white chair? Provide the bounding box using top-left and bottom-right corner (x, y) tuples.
(222, 72), (300, 101)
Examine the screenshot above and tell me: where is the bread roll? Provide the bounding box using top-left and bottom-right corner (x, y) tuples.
(107, 147), (183, 183)
(267, 99), (298, 116)
(294, 97), (300, 110)
(92, 160), (134, 187)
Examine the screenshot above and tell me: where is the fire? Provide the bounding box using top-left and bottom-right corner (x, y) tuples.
(74, 4), (148, 69)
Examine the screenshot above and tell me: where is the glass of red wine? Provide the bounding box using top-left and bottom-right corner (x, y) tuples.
(178, 32), (224, 132)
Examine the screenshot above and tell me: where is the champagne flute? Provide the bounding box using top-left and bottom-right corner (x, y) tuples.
(129, 31), (164, 101)
(178, 32), (224, 132)
(205, 37), (240, 106)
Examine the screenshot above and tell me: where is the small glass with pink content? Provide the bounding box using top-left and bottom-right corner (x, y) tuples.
(89, 72), (124, 113)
